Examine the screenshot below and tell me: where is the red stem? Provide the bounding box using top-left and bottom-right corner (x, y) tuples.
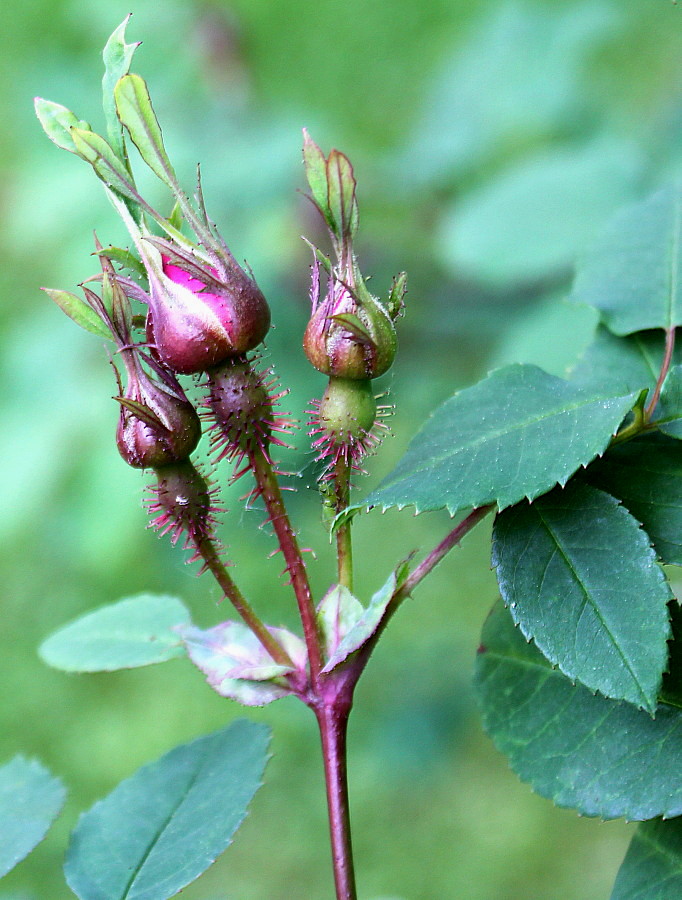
(314, 694), (357, 900)
(646, 326), (676, 420)
(249, 448), (323, 680)
(194, 533), (294, 669)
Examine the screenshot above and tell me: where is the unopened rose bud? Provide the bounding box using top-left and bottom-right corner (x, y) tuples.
(144, 252), (271, 375)
(116, 360), (201, 469)
(303, 265), (397, 381)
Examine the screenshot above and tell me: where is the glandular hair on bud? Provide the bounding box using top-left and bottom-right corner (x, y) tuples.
(206, 357), (277, 464)
(148, 461), (214, 543)
(318, 377), (376, 444)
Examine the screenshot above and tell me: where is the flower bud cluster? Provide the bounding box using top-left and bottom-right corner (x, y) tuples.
(301, 134), (406, 472)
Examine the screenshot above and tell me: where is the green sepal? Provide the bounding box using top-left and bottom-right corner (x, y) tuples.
(34, 98), (91, 154)
(167, 200), (184, 231)
(302, 129), (335, 233)
(95, 245), (147, 279)
(114, 73), (177, 189)
(331, 312), (375, 345)
(326, 148), (359, 243)
(386, 271), (407, 319)
(114, 397), (166, 432)
(302, 130), (359, 246)
(41, 288), (113, 341)
(102, 15), (140, 163)
(70, 127), (139, 200)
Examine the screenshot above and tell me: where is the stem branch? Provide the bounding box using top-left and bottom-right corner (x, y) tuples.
(194, 533), (294, 669)
(249, 448), (323, 679)
(646, 326), (676, 420)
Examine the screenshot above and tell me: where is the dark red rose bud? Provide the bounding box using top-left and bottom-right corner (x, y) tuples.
(115, 356), (201, 469)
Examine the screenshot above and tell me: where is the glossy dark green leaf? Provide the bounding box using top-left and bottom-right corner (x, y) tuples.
(475, 602), (682, 820)
(493, 481), (671, 710)
(570, 185), (682, 335)
(0, 757), (66, 877)
(65, 721), (269, 900)
(359, 364), (636, 516)
(611, 819), (682, 899)
(39, 594), (191, 672)
(586, 435), (682, 565)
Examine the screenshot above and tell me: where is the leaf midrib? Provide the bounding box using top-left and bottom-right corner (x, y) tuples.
(120, 746), (210, 899)
(383, 389), (633, 486)
(534, 502), (651, 709)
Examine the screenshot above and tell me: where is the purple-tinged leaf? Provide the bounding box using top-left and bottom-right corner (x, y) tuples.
(178, 621), (306, 706)
(317, 585), (364, 659)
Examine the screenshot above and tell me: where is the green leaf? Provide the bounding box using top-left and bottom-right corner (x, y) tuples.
(326, 149), (359, 242)
(569, 326), (681, 396)
(64, 721), (269, 900)
(70, 128), (139, 202)
(611, 819), (682, 899)
(475, 602), (682, 820)
(570, 185), (682, 335)
(178, 621), (305, 706)
(0, 757), (66, 877)
(657, 364), (682, 438)
(316, 584), (365, 659)
(321, 565), (408, 673)
(439, 137), (642, 287)
(359, 364), (637, 516)
(39, 594), (191, 672)
(586, 434), (682, 565)
(34, 98), (91, 154)
(102, 16), (140, 161)
(41, 289), (113, 341)
(114, 74), (177, 189)
(493, 481), (671, 710)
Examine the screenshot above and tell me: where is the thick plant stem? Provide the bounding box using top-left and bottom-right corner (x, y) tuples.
(315, 698), (357, 900)
(249, 448), (323, 680)
(194, 533), (294, 669)
(333, 456), (353, 591)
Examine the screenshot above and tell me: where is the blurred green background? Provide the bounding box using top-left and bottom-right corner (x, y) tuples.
(1, 0), (681, 897)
